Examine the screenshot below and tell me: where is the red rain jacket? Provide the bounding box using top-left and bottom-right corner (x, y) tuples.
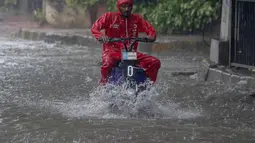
(91, 0), (156, 53)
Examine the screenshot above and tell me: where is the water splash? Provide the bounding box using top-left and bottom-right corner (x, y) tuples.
(37, 81), (201, 120)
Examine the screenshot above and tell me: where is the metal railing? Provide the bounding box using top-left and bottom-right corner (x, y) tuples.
(231, 0), (255, 69)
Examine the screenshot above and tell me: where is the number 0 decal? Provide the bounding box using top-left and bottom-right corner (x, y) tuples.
(127, 66), (133, 77)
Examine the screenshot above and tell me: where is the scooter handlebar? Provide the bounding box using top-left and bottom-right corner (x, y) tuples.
(98, 37), (154, 52)
(108, 37), (154, 43)
(98, 37), (154, 43)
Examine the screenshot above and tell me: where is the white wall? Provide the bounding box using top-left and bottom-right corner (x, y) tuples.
(220, 0), (232, 41)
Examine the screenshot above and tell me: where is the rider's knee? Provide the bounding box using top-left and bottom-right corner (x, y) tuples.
(154, 57), (161, 68)
(101, 60), (115, 70)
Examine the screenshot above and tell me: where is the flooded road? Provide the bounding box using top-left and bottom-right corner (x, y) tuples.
(0, 37), (254, 143)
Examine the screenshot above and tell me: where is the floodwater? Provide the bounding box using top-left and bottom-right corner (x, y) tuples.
(0, 37), (254, 143)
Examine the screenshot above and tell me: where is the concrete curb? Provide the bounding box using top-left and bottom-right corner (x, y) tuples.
(13, 28), (210, 56)
(206, 68), (255, 84)
(14, 29), (46, 41)
(195, 58), (255, 89)
(14, 28), (98, 45)
(206, 67), (255, 94)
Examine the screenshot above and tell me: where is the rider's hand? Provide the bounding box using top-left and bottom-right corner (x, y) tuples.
(98, 36), (109, 43)
(146, 35), (156, 42)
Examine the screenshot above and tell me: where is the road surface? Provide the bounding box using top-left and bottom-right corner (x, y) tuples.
(0, 37), (254, 143)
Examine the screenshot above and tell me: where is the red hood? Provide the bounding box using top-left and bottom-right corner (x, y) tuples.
(117, 0), (133, 13)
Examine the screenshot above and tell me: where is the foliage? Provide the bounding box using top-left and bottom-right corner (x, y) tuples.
(3, 0), (17, 6)
(65, 0), (101, 8)
(33, 8), (47, 25)
(0, 0), (17, 12)
(107, 0), (221, 34)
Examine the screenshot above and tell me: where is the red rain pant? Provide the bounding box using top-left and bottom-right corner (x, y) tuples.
(100, 51), (161, 84)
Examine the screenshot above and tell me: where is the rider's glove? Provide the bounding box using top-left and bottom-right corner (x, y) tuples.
(98, 36), (109, 43)
(146, 35), (156, 42)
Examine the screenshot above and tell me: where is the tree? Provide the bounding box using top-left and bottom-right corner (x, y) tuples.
(107, 0), (221, 34)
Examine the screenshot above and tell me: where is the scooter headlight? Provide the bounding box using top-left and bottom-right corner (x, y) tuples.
(127, 88), (136, 95)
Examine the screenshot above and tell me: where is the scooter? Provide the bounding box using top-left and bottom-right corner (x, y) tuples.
(97, 37), (161, 116)
(102, 37), (154, 96)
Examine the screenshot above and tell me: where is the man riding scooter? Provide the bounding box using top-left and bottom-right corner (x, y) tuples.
(91, 0), (161, 85)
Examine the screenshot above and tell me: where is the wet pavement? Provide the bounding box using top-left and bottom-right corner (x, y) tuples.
(0, 37), (254, 143)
